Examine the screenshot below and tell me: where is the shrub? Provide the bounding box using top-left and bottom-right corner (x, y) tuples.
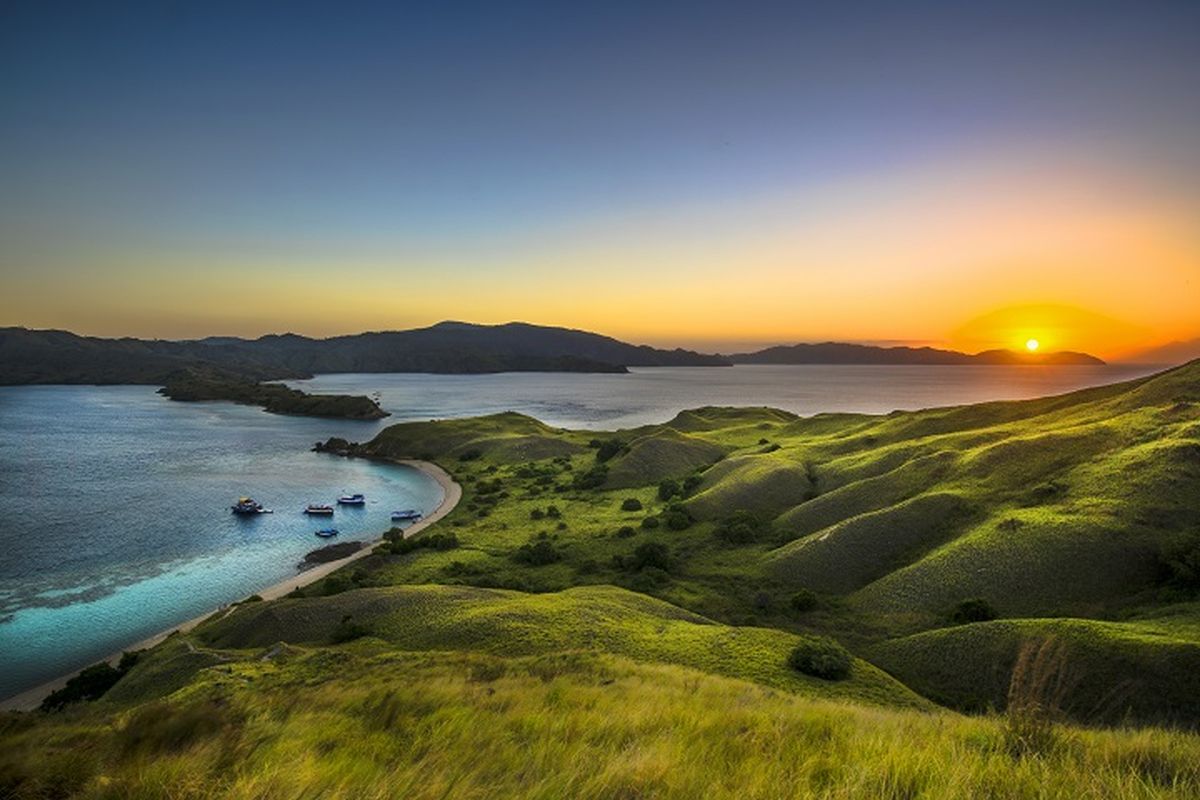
(40, 662), (125, 711)
(952, 598), (999, 624)
(385, 531), (459, 555)
(628, 567), (671, 593)
(572, 464), (608, 490)
(513, 539), (562, 566)
(595, 439), (626, 463)
(716, 510), (760, 543)
(682, 474), (703, 495)
(790, 589), (819, 613)
(788, 637), (852, 680)
(630, 541), (671, 572)
(664, 504), (693, 531)
(657, 479), (681, 501)
(531, 508), (545, 520)
(640, 515), (661, 529)
(546, 505), (561, 518)
(665, 510), (691, 530)
(621, 498), (643, 512)
(616, 525), (636, 538)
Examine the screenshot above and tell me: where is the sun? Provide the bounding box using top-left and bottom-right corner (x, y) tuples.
(1025, 338), (1040, 352)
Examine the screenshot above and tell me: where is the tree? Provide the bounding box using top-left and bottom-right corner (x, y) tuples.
(657, 479), (681, 501)
(595, 439), (626, 463)
(621, 498), (643, 512)
(788, 638), (852, 680)
(790, 589), (818, 613)
(631, 542), (671, 572)
(952, 598), (999, 624)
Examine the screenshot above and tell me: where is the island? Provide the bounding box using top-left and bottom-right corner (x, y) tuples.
(158, 371), (388, 420)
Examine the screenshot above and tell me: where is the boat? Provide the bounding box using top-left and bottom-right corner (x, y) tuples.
(391, 509), (422, 522)
(337, 493), (366, 505)
(315, 528), (339, 538)
(231, 497), (272, 515)
(304, 504), (335, 515)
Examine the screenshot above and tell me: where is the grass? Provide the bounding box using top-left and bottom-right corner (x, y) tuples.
(5, 650), (1200, 799)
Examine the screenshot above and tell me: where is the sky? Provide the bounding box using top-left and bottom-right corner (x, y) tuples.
(1, 0), (1198, 358)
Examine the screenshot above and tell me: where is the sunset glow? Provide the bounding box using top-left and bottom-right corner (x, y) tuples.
(1, 3), (1197, 360)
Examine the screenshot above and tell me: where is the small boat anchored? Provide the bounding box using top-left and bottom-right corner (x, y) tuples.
(390, 509), (422, 522)
(337, 493), (366, 505)
(231, 497), (272, 515)
(315, 528), (339, 538)
(304, 504), (335, 515)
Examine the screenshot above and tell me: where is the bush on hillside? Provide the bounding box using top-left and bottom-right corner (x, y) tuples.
(682, 473), (703, 495)
(513, 539), (562, 566)
(790, 589), (819, 613)
(715, 510), (762, 544)
(664, 506), (693, 531)
(630, 541), (671, 572)
(788, 637), (852, 681)
(616, 526), (636, 538)
(572, 464), (608, 490)
(640, 515), (661, 530)
(41, 653), (141, 712)
(657, 479), (681, 501)
(621, 498), (643, 512)
(595, 439), (626, 463)
(952, 598), (999, 624)
(384, 531), (459, 555)
(628, 566), (671, 592)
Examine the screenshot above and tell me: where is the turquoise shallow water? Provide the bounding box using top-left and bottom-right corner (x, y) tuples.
(0, 386), (440, 701)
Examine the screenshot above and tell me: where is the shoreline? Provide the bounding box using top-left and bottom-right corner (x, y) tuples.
(0, 459), (461, 713)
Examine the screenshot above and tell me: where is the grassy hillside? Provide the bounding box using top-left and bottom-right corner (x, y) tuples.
(321, 359), (1200, 725)
(4, 650), (1199, 799)
(193, 584), (927, 709)
(4, 361), (1200, 797)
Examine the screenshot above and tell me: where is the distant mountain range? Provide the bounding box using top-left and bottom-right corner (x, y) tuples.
(0, 322), (1111, 385)
(0, 322), (726, 385)
(728, 342), (1105, 366)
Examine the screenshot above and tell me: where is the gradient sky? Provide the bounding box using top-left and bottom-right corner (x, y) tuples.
(2, 0), (1197, 357)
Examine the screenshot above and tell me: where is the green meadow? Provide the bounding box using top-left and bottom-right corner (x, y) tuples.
(4, 360), (1200, 797)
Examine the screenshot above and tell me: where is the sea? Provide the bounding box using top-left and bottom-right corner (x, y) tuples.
(0, 363), (1160, 701)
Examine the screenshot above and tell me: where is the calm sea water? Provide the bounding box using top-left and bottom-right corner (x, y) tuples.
(292, 363), (1160, 430)
(0, 363), (1161, 702)
(0, 387), (443, 702)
